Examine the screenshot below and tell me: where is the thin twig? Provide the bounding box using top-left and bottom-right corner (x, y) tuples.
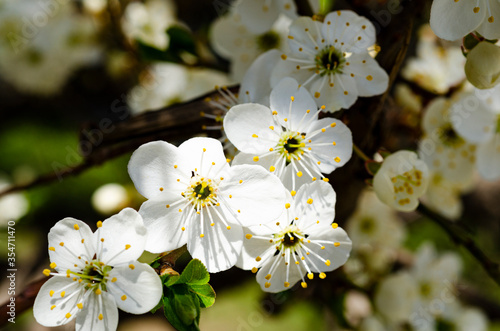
(417, 203), (500, 287)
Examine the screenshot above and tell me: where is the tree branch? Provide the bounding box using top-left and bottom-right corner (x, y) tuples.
(417, 203), (500, 287)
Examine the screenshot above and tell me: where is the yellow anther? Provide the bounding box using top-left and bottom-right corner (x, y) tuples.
(265, 282), (271, 288)
(129, 264), (135, 270)
(252, 267), (258, 273)
(49, 246), (55, 251)
(121, 295), (127, 301)
(295, 261), (300, 265)
(96, 221), (102, 228)
(366, 75), (373, 81)
(74, 224), (79, 230)
(285, 203), (291, 209)
(272, 111), (278, 115)
(321, 246), (325, 250)
(252, 134), (258, 138)
(125, 244), (131, 250)
(200, 234), (205, 238)
(321, 128), (326, 132)
(291, 96), (295, 101)
(50, 262), (57, 269)
(270, 166), (276, 172)
(297, 171), (303, 177)
(334, 242), (340, 247)
(334, 157), (341, 163)
(65, 313), (72, 319)
(307, 273), (314, 280)
(269, 126), (274, 130)
(307, 198), (313, 204)
(253, 156), (259, 162)
(291, 190), (296, 196)
(319, 273), (326, 279)
(332, 223), (338, 229)
(473, 6), (480, 13)
(59, 242), (64, 246)
(245, 234), (253, 239)
(61, 291), (66, 298)
(49, 290), (55, 297)
(284, 282), (290, 287)
(226, 158), (231, 163)
(77, 303), (83, 309)
(314, 92), (320, 98)
(95, 288), (102, 295)
(330, 123), (336, 128)
(325, 260), (331, 266)
(256, 256), (262, 262)
(301, 282), (308, 288)
(265, 274), (272, 280)
(111, 277), (117, 282)
(50, 305), (56, 310)
(227, 226), (231, 230)
(100, 238), (104, 242)
(43, 269), (51, 276)
(99, 314), (103, 320)
(174, 165), (178, 168)
(181, 227), (185, 231)
(281, 54), (287, 60)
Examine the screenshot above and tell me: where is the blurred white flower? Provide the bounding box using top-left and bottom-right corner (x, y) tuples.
(271, 10), (389, 112)
(0, 179), (28, 226)
(127, 62), (229, 114)
(373, 151), (429, 212)
(121, 0), (176, 50)
(430, 0), (500, 40)
(402, 25), (465, 94)
(91, 183), (130, 215)
(450, 85), (500, 181)
(0, 0), (101, 95)
(233, 0), (298, 35)
(210, 10), (291, 82)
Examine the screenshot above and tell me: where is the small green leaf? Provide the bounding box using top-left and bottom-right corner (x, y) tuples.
(189, 284), (216, 308)
(365, 161), (382, 176)
(164, 273), (181, 287)
(167, 26), (197, 56)
(163, 285), (201, 331)
(177, 259), (210, 285)
(463, 33), (481, 52)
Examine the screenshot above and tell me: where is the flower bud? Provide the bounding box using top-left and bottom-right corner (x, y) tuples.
(465, 41), (500, 89)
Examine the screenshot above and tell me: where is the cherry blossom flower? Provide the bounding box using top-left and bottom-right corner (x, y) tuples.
(224, 77), (353, 193)
(128, 137), (287, 273)
(121, 0), (176, 50)
(450, 85), (500, 180)
(33, 208), (162, 331)
(373, 151), (429, 212)
(236, 181), (351, 292)
(210, 8), (291, 81)
(402, 25), (465, 94)
(271, 10), (389, 112)
(233, 0), (298, 35)
(430, 0), (500, 41)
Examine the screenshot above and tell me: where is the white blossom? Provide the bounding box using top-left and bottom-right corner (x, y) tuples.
(128, 137), (287, 273)
(271, 10), (389, 112)
(237, 181), (351, 292)
(33, 208), (162, 331)
(465, 41), (500, 89)
(233, 0), (298, 35)
(224, 77), (353, 193)
(430, 0), (500, 41)
(373, 151), (429, 212)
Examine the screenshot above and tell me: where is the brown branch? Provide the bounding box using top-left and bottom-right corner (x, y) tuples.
(417, 203), (500, 287)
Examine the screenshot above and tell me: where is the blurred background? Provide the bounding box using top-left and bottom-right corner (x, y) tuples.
(0, 0), (500, 330)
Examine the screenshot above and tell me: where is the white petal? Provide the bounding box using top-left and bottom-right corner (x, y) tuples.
(323, 10), (376, 52)
(256, 254), (304, 293)
(97, 208), (147, 266)
(224, 103), (279, 154)
(187, 209), (243, 272)
(311, 74), (358, 112)
(281, 158), (318, 191)
(270, 77), (319, 132)
(128, 140), (182, 199)
(270, 56), (318, 88)
(474, 0), (500, 40)
(476, 134), (500, 180)
(232, 151), (284, 175)
(305, 226), (352, 272)
(219, 164), (287, 226)
(239, 49), (281, 105)
(234, 0), (280, 34)
(107, 263), (162, 314)
(294, 181), (336, 228)
(236, 227), (274, 270)
(430, 0), (486, 40)
(450, 93), (496, 143)
(347, 53), (389, 97)
(48, 218), (95, 273)
(139, 194), (189, 253)
(209, 14), (244, 59)
(307, 117), (353, 173)
(34, 277), (83, 327)
(76, 291), (118, 331)
(422, 98), (450, 134)
(287, 17), (323, 52)
(375, 272), (418, 323)
(178, 137), (230, 178)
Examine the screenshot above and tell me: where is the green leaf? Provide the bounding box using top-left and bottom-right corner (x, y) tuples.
(176, 259), (210, 285)
(365, 161), (382, 176)
(164, 273), (181, 287)
(167, 26), (197, 56)
(163, 285), (201, 331)
(189, 284), (216, 308)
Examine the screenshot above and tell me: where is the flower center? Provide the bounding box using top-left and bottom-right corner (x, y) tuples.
(256, 31), (280, 52)
(276, 132), (305, 165)
(439, 124), (464, 147)
(359, 217), (376, 234)
(391, 168), (423, 207)
(275, 224), (304, 251)
(185, 175), (218, 209)
(315, 46), (345, 76)
(72, 259), (112, 292)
